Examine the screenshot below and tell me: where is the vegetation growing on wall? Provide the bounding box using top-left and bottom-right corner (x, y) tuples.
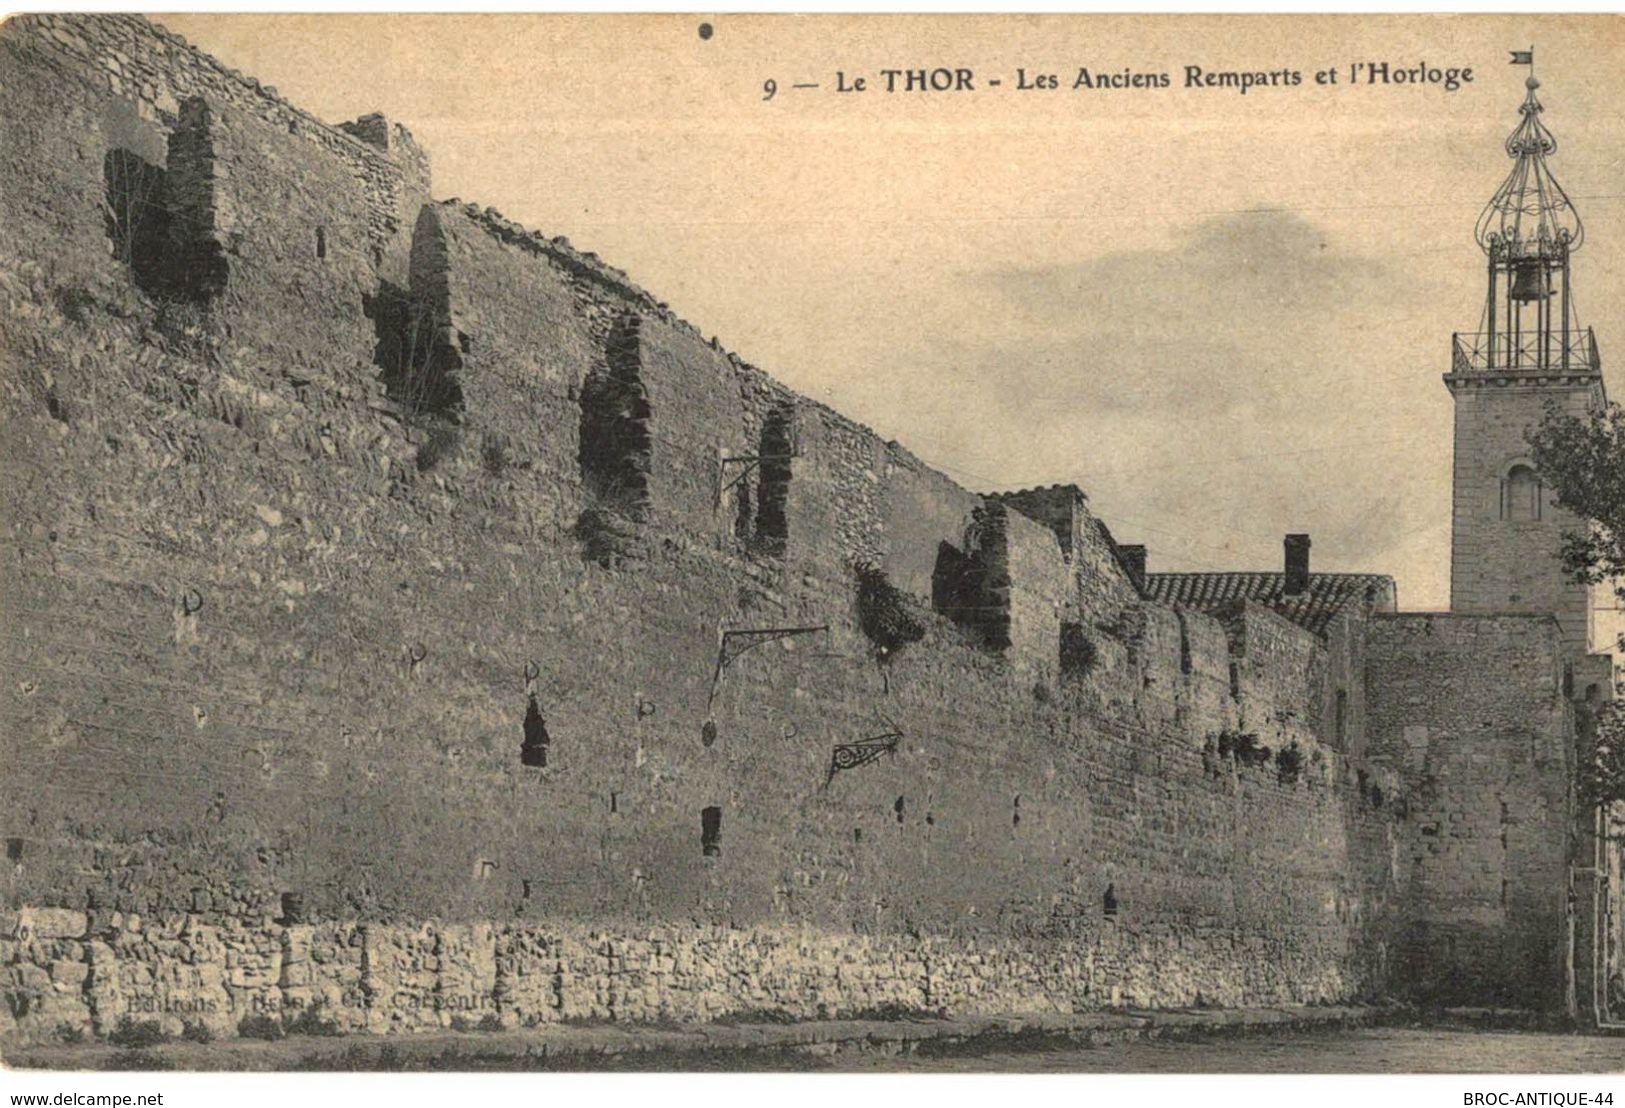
(1059, 622), (1098, 679)
(1215, 728), (1271, 768)
(1583, 702), (1625, 810)
(102, 148), (169, 294)
(854, 562), (925, 662)
(367, 287), (465, 419)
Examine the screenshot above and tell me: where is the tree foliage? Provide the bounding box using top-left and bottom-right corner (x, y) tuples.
(1583, 703), (1625, 811)
(1532, 403), (1625, 808)
(853, 562), (925, 662)
(1529, 401), (1625, 600)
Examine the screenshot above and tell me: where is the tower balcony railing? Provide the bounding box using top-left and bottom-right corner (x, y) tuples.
(1450, 327), (1600, 374)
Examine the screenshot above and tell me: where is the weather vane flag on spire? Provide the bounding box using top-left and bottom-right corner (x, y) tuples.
(1511, 48), (1534, 66)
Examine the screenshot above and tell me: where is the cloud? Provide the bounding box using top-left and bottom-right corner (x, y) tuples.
(835, 209), (1457, 588)
(988, 209), (1390, 313)
(964, 209), (1410, 419)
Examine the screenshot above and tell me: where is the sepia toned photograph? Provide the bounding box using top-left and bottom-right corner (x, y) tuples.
(0, 9), (1623, 1082)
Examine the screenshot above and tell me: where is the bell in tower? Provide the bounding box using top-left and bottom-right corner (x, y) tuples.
(1445, 62), (1607, 658)
(1465, 74), (1589, 371)
(1508, 259), (1551, 303)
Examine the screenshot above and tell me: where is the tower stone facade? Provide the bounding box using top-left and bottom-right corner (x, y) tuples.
(1445, 74), (1609, 659)
(1439, 70), (1622, 1023)
(1446, 368), (1604, 653)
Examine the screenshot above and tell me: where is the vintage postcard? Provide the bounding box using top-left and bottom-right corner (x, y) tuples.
(0, 9), (1622, 1085)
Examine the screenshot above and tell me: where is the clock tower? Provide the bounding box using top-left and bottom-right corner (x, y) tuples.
(1445, 73), (1608, 657)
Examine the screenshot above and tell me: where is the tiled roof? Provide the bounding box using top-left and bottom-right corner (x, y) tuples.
(1143, 572), (1396, 635)
(987, 482), (1087, 503)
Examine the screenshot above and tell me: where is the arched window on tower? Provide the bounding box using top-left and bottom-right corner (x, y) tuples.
(1501, 464), (1542, 522)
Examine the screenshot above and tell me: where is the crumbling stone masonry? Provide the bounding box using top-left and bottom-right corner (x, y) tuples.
(0, 14), (1592, 1043)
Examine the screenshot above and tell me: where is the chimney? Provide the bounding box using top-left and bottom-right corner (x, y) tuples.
(1119, 544), (1147, 590)
(1284, 534), (1311, 596)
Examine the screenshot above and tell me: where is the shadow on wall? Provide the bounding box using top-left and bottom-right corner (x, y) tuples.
(751, 404), (794, 557)
(364, 280), (462, 418)
(102, 148), (169, 295)
(101, 133), (224, 306)
(933, 540), (983, 641)
(930, 515), (1011, 652)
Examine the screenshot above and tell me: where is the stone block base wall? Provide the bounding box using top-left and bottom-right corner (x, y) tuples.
(1, 912), (1374, 1045)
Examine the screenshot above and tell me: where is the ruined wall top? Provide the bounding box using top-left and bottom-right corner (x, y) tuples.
(14, 15), (418, 174)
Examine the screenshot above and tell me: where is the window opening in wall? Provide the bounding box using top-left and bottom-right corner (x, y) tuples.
(1177, 612), (1192, 675)
(521, 693), (550, 767)
(1103, 883), (1119, 918)
(894, 795), (905, 824)
(279, 892), (305, 925)
(103, 148), (170, 294)
(315, 226), (327, 259)
(1229, 661), (1240, 699)
(701, 806), (722, 857)
(1335, 689), (1348, 745)
(853, 828), (862, 844)
(1501, 464), (1542, 521)
(5, 837), (22, 862)
(610, 791), (619, 814)
(1013, 795), (1021, 828)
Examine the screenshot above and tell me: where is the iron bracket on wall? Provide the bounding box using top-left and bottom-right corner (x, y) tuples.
(707, 623), (829, 707)
(824, 728), (904, 785)
(713, 451), (801, 509)
(714, 454), (760, 508)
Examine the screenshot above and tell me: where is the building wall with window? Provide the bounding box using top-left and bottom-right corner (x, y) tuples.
(1446, 374), (1604, 654)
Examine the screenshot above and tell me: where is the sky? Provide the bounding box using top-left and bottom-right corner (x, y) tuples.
(155, 13), (1625, 610)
